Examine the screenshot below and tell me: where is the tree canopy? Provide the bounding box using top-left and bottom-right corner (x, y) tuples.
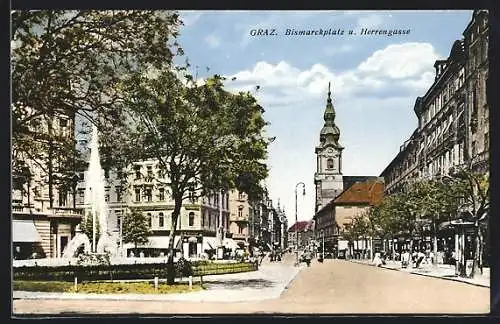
(122, 210), (152, 249)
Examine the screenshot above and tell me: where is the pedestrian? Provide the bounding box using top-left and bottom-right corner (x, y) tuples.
(401, 250), (410, 268)
(372, 252), (383, 267)
(412, 250), (418, 267)
(429, 251), (435, 265)
(416, 250), (426, 268)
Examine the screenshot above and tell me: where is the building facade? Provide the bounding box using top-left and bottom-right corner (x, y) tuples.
(75, 158), (234, 259)
(334, 180), (384, 256)
(288, 220), (314, 251)
(228, 189), (253, 250)
(381, 10), (489, 194)
(379, 10), (490, 265)
(12, 109), (82, 260)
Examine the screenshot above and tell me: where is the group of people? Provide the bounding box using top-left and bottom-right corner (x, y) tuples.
(371, 249), (437, 269)
(400, 250), (434, 268)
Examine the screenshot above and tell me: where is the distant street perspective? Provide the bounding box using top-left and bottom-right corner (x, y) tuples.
(11, 9), (490, 316)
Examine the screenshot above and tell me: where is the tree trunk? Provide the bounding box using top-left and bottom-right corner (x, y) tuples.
(27, 182), (31, 213)
(479, 227), (484, 275)
(369, 237), (373, 260)
(48, 117), (54, 209)
(433, 220), (438, 267)
(470, 224), (482, 278)
(166, 194), (183, 285)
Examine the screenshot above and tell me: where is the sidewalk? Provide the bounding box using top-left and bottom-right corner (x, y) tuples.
(13, 262), (304, 303)
(348, 259), (490, 288)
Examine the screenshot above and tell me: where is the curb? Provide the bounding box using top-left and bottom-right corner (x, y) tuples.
(348, 260), (490, 288)
(13, 264), (303, 303)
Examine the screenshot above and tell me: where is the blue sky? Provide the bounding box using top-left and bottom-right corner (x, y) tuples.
(177, 10), (473, 225)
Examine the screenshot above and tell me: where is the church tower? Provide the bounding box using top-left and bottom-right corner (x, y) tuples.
(314, 82), (344, 212)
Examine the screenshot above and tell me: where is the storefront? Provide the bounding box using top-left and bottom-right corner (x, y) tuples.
(13, 220), (42, 259)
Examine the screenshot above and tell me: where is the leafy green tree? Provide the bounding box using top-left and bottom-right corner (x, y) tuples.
(448, 165), (489, 277)
(122, 210), (152, 250)
(114, 71), (269, 283)
(342, 222), (356, 258)
(414, 179), (463, 266)
(11, 10), (183, 208)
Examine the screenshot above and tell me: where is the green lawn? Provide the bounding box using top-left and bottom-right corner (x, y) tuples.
(13, 280), (204, 294)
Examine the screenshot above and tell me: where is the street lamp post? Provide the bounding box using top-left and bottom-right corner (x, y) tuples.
(321, 229), (325, 258)
(295, 182), (306, 266)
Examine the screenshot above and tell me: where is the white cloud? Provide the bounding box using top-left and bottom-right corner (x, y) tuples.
(204, 34), (221, 48)
(323, 44), (354, 56)
(357, 42), (440, 79)
(226, 42), (437, 104)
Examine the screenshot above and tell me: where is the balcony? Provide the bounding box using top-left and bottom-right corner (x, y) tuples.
(232, 233), (248, 240)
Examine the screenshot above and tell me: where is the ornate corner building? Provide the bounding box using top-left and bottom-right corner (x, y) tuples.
(381, 10), (489, 194)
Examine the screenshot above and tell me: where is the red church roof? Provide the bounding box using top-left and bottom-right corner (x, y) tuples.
(334, 180), (384, 206)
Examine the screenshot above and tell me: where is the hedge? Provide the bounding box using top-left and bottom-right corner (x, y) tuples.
(13, 261), (258, 282)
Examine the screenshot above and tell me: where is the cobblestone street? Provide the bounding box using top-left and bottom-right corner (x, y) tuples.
(13, 256), (489, 315)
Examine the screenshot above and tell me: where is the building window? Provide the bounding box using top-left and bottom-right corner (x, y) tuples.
(117, 212), (122, 229)
(135, 188), (141, 202)
(134, 165), (141, 179)
(58, 189), (67, 206)
(104, 193), (109, 202)
(209, 213), (212, 227)
(189, 212), (195, 227)
(159, 212), (164, 227)
(104, 168), (109, 179)
(147, 213), (152, 228)
(147, 166), (153, 179)
(484, 133), (489, 151)
(157, 168), (164, 178)
(145, 188), (152, 202)
(472, 87), (478, 115)
(238, 192), (245, 200)
(116, 186), (122, 202)
(327, 158), (334, 169)
(238, 224), (243, 234)
(78, 172), (84, 181)
(159, 188), (165, 201)
(59, 118), (67, 127)
(458, 142), (464, 164)
(78, 189), (85, 198)
(238, 206), (243, 218)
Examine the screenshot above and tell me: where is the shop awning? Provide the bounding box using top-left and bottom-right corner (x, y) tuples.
(12, 220), (41, 242)
(142, 236), (181, 249)
(338, 240), (348, 250)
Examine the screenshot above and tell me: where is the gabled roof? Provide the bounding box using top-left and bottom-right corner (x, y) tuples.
(334, 180), (384, 206)
(288, 220), (313, 232)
